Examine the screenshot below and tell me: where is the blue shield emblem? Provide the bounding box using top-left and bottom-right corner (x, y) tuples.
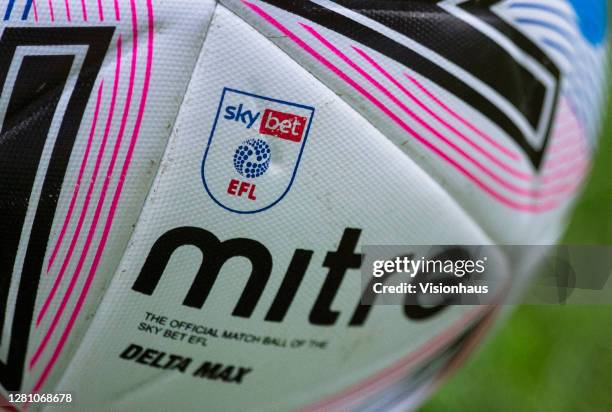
(202, 88), (314, 213)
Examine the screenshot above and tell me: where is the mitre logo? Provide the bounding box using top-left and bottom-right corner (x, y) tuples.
(202, 88), (314, 214)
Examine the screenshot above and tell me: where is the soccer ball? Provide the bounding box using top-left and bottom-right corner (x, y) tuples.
(0, 0), (607, 410)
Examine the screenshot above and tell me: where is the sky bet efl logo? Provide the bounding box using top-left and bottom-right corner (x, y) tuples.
(202, 88), (314, 213)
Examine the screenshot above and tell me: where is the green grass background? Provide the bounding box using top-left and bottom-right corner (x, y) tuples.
(420, 82), (612, 411)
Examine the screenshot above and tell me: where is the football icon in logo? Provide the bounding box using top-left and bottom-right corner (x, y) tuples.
(233, 139), (271, 178)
